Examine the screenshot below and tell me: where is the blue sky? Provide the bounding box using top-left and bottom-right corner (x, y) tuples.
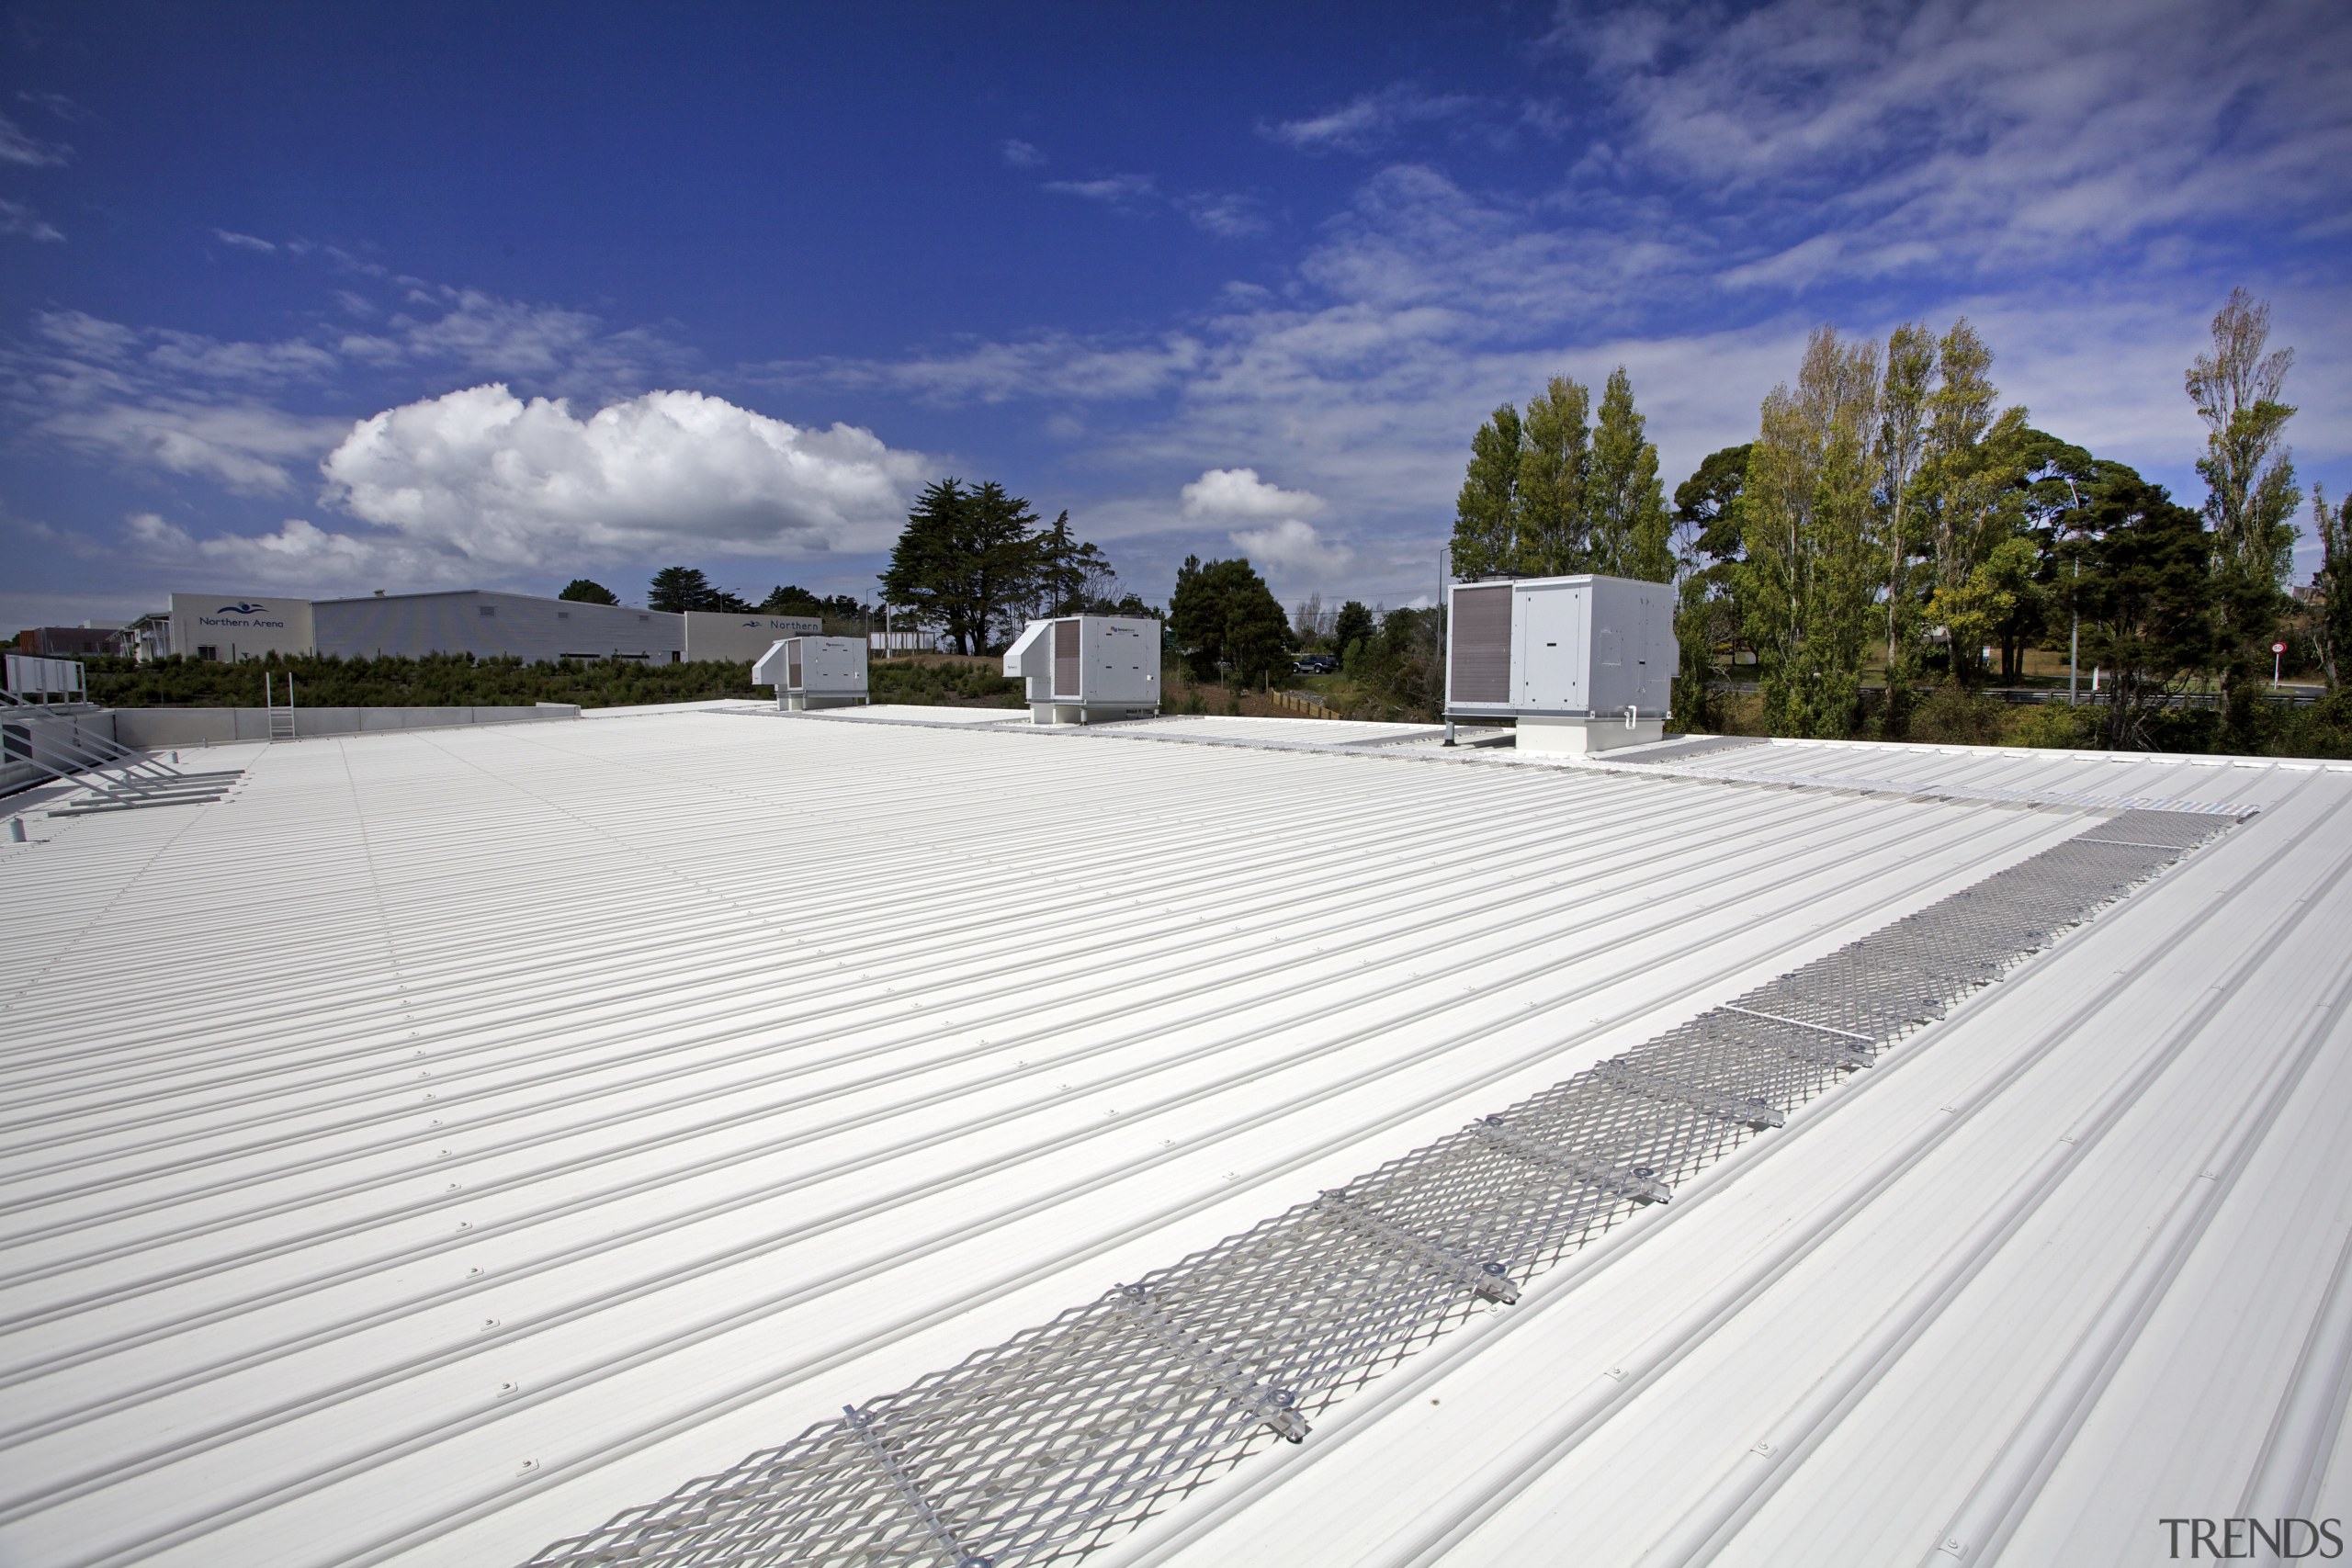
(3, 0), (2347, 628)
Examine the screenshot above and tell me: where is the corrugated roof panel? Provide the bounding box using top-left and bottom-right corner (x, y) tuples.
(4, 716), (2346, 1568)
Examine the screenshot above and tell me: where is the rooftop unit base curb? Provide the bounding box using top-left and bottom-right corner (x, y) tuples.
(1518, 713), (1667, 753)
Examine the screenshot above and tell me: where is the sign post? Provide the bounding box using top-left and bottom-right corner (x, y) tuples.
(2274, 640), (2287, 689)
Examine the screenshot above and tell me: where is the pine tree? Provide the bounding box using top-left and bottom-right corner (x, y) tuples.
(558, 579), (620, 605)
(648, 567), (749, 613)
(1169, 556), (1293, 686)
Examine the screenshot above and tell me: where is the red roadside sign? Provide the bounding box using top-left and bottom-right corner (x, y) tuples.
(2274, 641), (2288, 654)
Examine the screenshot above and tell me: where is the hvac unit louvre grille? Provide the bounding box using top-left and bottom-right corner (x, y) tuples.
(786, 639), (803, 691)
(526, 808), (2235, 1568)
(1450, 585), (1511, 705)
(1053, 620), (1082, 701)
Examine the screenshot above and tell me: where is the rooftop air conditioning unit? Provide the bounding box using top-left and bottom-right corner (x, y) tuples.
(1445, 573), (1677, 753)
(752, 636), (869, 711)
(1002, 615), (1160, 725)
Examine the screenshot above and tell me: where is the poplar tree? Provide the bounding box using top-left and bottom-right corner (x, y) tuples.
(1876, 323), (1936, 694)
(2188, 288), (2301, 737)
(1517, 377), (1590, 575)
(1585, 367), (1672, 581)
(2312, 489), (2351, 692)
(1738, 327), (1883, 738)
(1451, 405), (1524, 578)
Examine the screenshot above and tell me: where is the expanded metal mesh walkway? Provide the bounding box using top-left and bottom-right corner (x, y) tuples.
(526, 808), (2234, 1568)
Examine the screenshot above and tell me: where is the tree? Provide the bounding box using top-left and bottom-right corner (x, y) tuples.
(2313, 488), (2352, 693)
(879, 479), (1045, 654)
(1586, 367), (1673, 581)
(1928, 535), (2043, 682)
(1673, 444), (1750, 565)
(649, 567), (752, 614)
(1329, 600), (1375, 663)
(1452, 404), (1523, 579)
(1169, 555), (1294, 687)
(758, 583), (824, 615)
(1737, 327), (1883, 738)
(2063, 465), (2215, 750)
(2188, 288), (2301, 740)
(1518, 377), (1591, 574)
(1876, 322), (1936, 687)
(1670, 444), (1750, 728)
(1033, 511), (1122, 618)
(559, 578), (619, 605)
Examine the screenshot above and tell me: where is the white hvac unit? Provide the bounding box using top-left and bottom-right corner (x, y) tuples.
(752, 636), (869, 710)
(1002, 615), (1160, 725)
(1445, 573), (1677, 753)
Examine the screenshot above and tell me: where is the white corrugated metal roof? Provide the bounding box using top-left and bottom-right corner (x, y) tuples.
(3, 715), (2346, 1567)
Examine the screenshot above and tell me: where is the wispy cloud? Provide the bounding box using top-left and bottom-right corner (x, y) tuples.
(6, 273), (703, 498)
(0, 110), (69, 166)
(15, 90), (86, 122)
(1000, 138), (1046, 169)
(1263, 85), (1480, 154)
(1547, 0), (2352, 288)
(212, 229), (277, 253)
(0, 197), (62, 242)
(1043, 172), (1158, 207)
(765, 331), (1207, 407)
(1177, 191), (1269, 239)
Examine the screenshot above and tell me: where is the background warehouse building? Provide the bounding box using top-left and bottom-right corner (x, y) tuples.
(3, 712), (2350, 1567)
(164, 591), (820, 663)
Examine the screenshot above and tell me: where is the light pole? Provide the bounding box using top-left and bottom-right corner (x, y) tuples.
(1439, 541), (1454, 746)
(2064, 479), (2083, 706)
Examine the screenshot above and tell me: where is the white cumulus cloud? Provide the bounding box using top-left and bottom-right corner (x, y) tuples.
(1179, 467), (1326, 519)
(319, 383), (931, 568)
(1227, 517), (1354, 574)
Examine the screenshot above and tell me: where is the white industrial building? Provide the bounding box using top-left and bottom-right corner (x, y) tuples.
(166, 592), (319, 663)
(3, 712), (2350, 1568)
(1003, 614), (1160, 723)
(158, 590), (821, 664)
(318, 590), (684, 662)
(1447, 574), (1678, 752)
(683, 612), (823, 663)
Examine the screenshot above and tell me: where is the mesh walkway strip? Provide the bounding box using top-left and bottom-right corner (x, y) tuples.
(525, 808), (2236, 1568)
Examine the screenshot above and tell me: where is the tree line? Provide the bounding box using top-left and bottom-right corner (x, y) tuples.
(1452, 289), (2342, 755)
